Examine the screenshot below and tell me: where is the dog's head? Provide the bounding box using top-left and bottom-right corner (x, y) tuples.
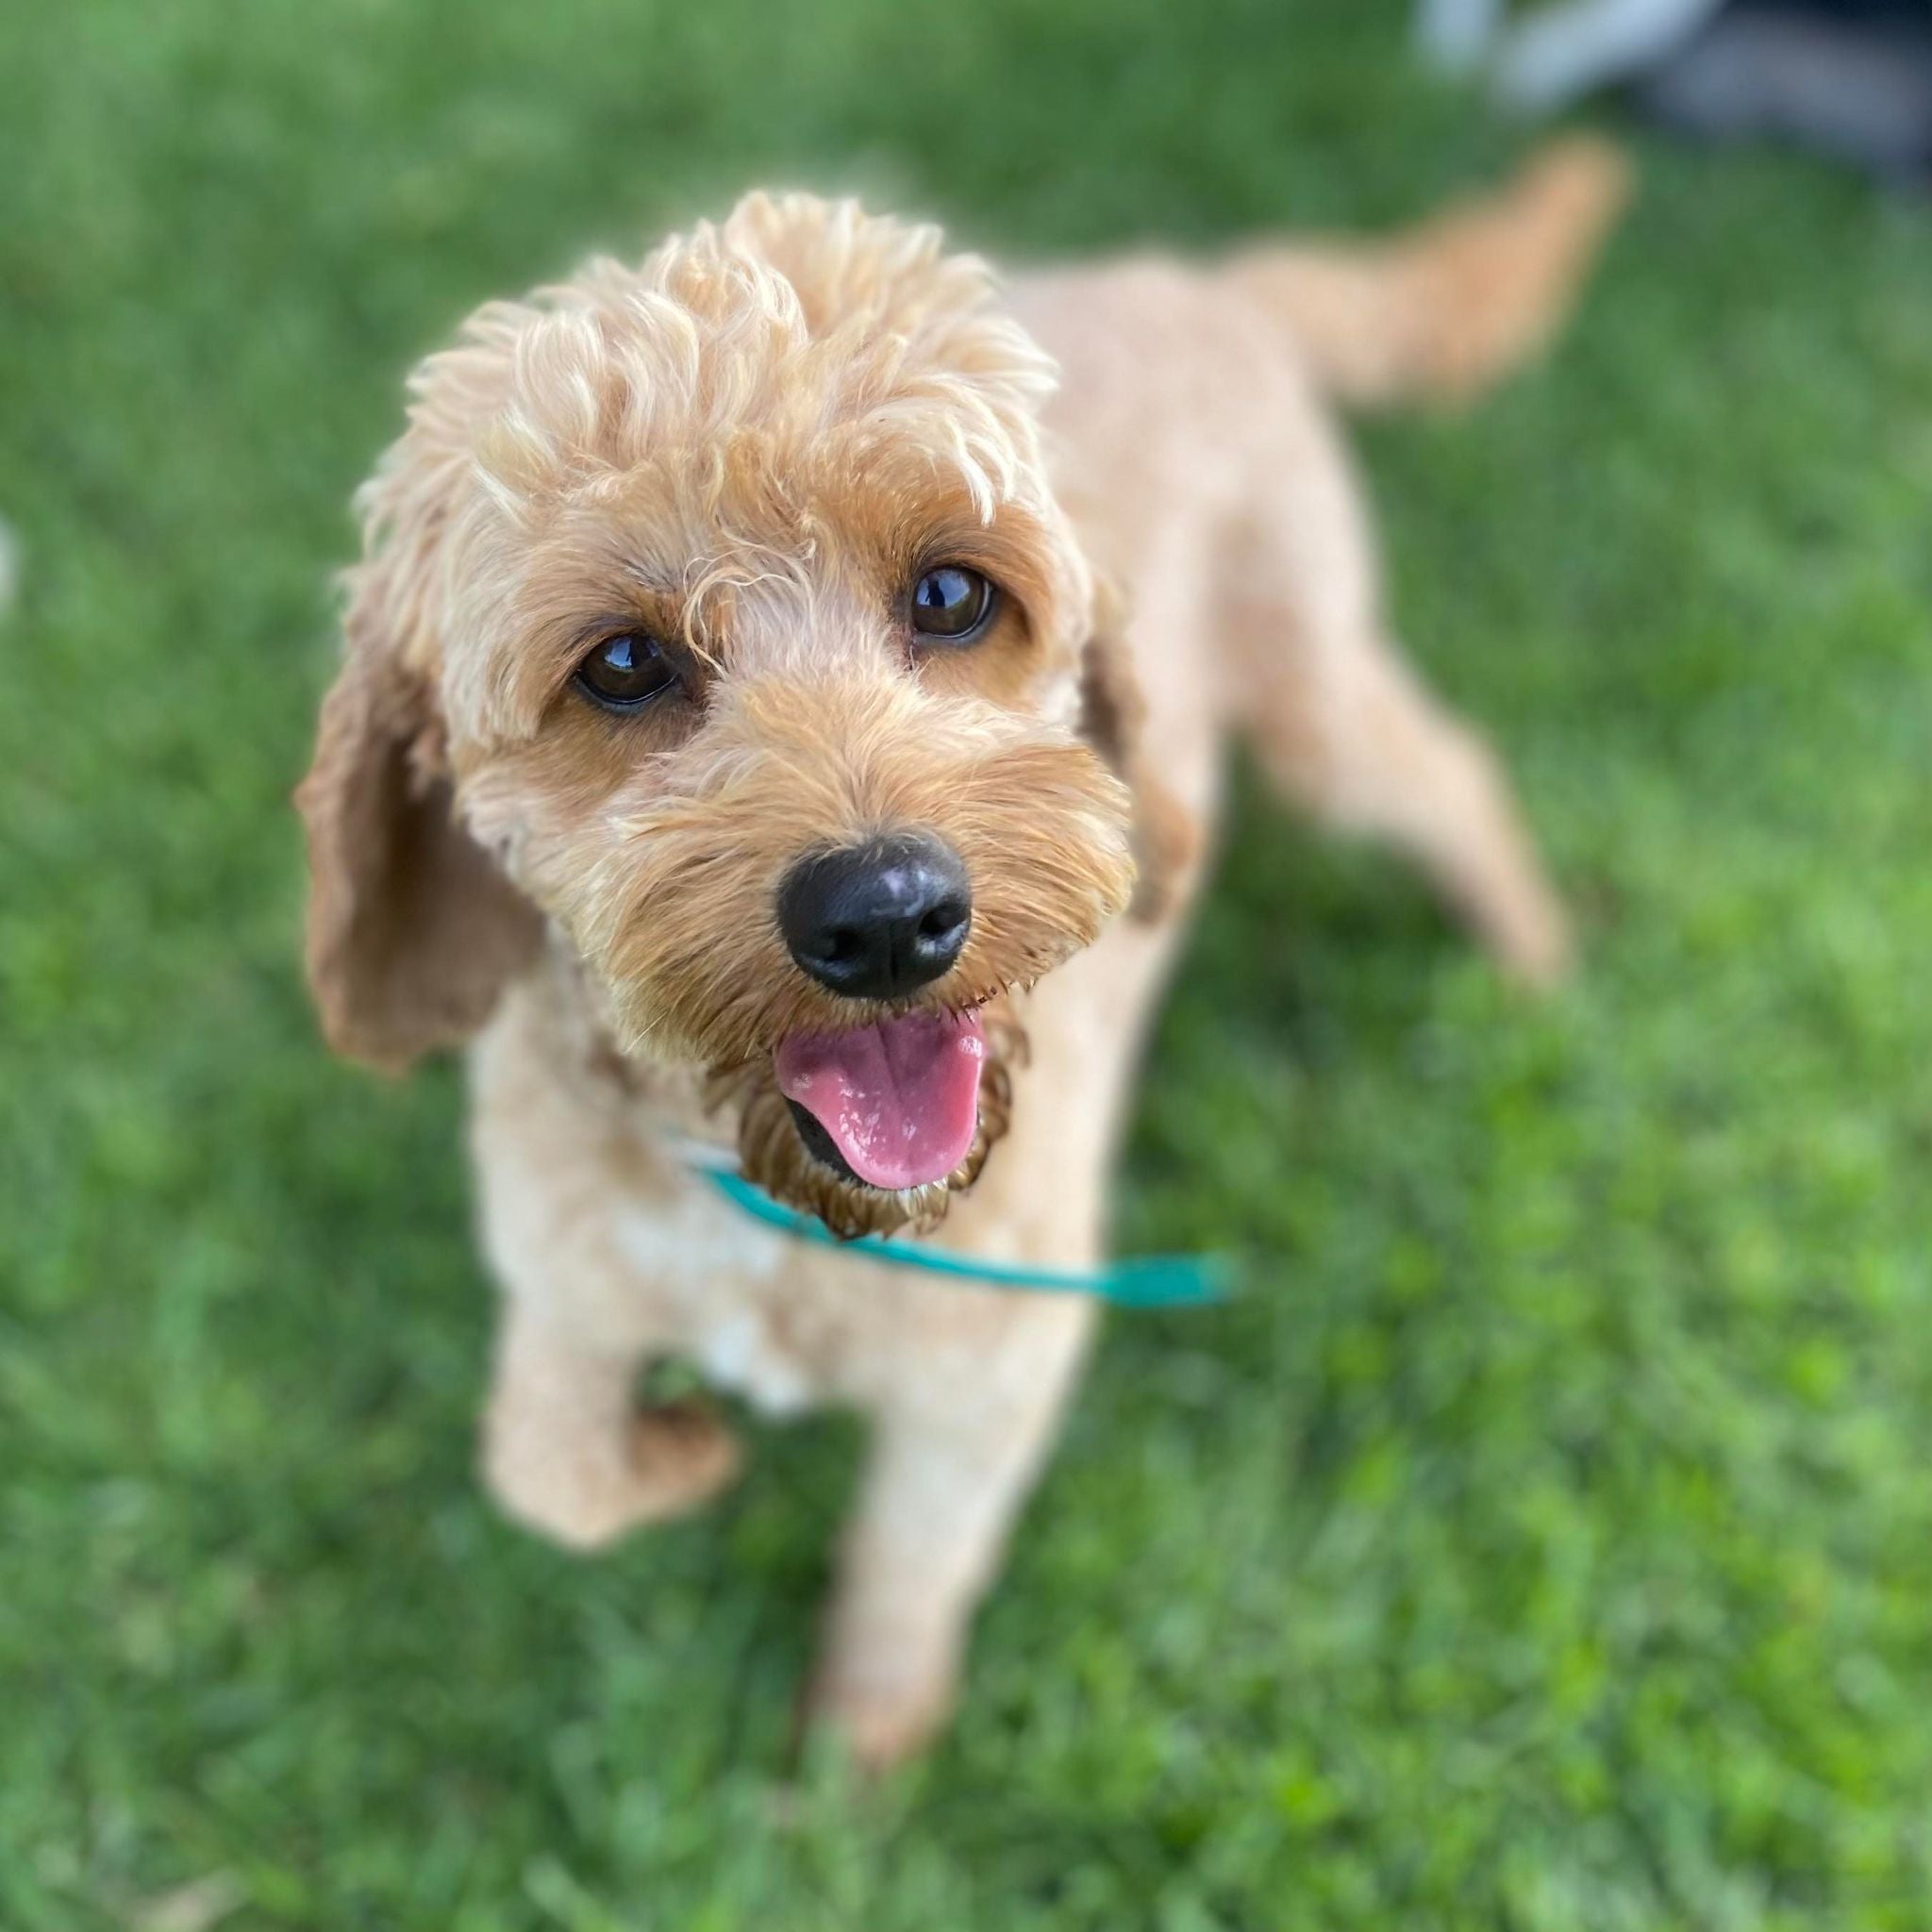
(299, 193), (1178, 1236)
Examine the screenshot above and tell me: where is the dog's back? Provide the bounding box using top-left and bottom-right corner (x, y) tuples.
(1008, 139), (1627, 990)
(1018, 137), (1628, 420)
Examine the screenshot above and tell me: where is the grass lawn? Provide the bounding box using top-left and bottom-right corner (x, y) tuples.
(5, 1), (1931, 1925)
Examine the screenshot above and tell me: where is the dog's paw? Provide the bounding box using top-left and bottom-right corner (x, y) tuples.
(630, 1396), (744, 1515)
(1496, 889), (1574, 991)
(804, 1654), (958, 1774)
(484, 1398), (742, 1553)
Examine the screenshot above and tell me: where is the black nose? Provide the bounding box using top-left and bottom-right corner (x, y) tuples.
(777, 832), (973, 1000)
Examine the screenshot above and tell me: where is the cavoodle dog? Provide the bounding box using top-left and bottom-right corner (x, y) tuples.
(300, 142), (1625, 1767)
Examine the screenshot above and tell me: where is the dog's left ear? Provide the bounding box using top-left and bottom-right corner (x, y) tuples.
(1076, 579), (1197, 924)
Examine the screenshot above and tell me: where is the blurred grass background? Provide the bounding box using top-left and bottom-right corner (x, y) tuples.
(4, 1), (1932, 1926)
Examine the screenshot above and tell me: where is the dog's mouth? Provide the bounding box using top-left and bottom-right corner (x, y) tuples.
(774, 1007), (986, 1191)
(717, 1000), (1022, 1240)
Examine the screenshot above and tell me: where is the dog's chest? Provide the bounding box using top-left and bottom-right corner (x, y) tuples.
(473, 966), (1057, 1420)
(608, 1183), (826, 1416)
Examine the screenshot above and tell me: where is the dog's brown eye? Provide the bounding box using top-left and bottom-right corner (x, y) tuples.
(575, 632), (678, 709)
(909, 566), (995, 643)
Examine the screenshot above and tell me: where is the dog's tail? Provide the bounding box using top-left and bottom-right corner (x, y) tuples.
(1220, 138), (1631, 408)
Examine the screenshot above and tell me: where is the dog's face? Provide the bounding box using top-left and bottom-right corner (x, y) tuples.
(299, 194), (1161, 1235)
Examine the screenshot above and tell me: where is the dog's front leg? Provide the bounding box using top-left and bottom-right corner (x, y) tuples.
(808, 1296), (1096, 1770)
(480, 1300), (741, 1552)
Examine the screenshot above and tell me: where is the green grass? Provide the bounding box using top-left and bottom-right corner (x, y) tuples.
(4, 1), (1931, 1925)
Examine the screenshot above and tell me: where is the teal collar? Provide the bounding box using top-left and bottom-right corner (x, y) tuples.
(699, 1165), (1228, 1308)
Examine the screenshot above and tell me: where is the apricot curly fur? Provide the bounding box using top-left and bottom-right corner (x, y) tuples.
(297, 144), (1624, 1768)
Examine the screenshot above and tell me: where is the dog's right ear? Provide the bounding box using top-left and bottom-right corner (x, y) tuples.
(296, 551), (543, 1073)
(1076, 575), (1198, 925)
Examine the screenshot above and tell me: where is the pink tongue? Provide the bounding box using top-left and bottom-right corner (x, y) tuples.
(774, 1009), (986, 1191)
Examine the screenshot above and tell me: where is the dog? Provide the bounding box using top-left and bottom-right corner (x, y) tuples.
(298, 141), (1626, 1768)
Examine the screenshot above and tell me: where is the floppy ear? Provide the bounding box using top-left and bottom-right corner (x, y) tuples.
(296, 563), (542, 1073)
(1076, 577), (1198, 925)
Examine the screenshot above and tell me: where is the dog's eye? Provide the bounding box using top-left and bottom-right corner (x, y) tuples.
(575, 632), (679, 709)
(909, 566), (995, 643)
